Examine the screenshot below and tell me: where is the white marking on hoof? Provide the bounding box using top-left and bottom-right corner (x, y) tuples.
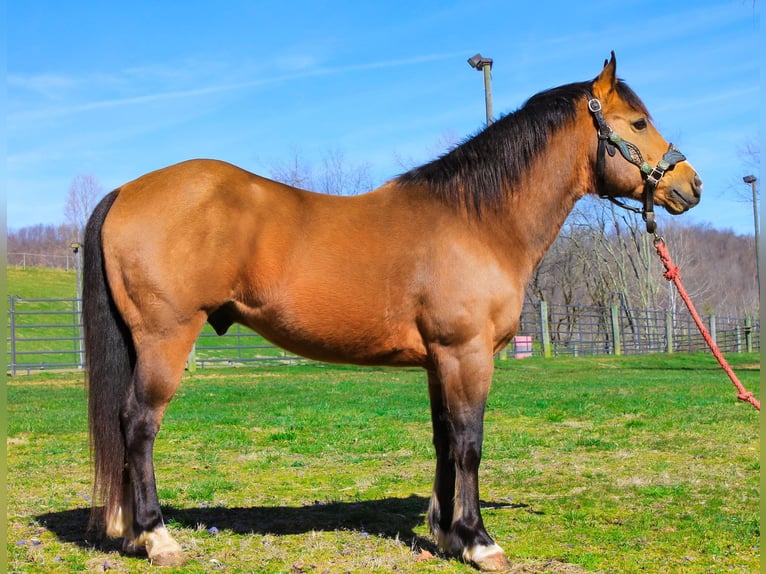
(463, 543), (512, 572)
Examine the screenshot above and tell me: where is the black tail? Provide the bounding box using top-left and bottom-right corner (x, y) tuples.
(83, 189), (134, 531)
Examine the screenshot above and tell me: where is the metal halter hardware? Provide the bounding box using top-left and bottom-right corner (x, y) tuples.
(587, 94), (687, 233)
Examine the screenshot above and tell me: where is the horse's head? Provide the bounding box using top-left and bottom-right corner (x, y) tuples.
(588, 52), (702, 231)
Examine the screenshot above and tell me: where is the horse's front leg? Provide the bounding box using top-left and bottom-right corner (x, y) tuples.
(427, 344), (511, 572)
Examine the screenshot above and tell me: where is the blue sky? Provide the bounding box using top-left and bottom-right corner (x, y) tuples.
(6, 1), (761, 235)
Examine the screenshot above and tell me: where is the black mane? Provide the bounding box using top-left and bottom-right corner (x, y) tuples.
(396, 78), (647, 215)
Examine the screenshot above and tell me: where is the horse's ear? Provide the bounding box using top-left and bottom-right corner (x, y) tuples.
(593, 51), (617, 99)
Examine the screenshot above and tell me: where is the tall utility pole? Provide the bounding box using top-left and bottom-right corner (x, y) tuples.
(467, 53), (494, 126)
(743, 175), (759, 295)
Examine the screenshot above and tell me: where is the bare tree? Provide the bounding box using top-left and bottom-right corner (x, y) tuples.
(739, 138), (760, 176)
(663, 222), (758, 316)
(268, 147), (314, 189)
(317, 147), (373, 196)
(529, 194), (757, 318)
(65, 174), (104, 241)
(268, 147), (373, 196)
(7, 223), (78, 268)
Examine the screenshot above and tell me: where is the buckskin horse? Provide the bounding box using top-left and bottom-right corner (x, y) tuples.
(83, 53), (701, 570)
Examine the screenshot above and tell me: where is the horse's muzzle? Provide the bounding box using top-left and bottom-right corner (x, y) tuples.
(668, 173), (702, 214)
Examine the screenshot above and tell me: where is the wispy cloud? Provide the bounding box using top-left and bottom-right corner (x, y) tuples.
(9, 51), (463, 124)
(7, 73), (77, 98)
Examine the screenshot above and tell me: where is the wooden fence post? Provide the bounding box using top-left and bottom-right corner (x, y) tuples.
(665, 310), (674, 354)
(610, 304), (622, 355)
(540, 301), (552, 358)
(708, 314), (717, 346)
(744, 315), (752, 353)
(187, 344), (197, 372)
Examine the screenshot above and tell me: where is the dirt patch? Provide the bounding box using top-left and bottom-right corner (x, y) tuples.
(736, 363), (761, 371)
(507, 559), (592, 573)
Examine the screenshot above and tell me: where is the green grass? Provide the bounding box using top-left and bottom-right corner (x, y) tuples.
(7, 266), (79, 299)
(6, 354), (760, 573)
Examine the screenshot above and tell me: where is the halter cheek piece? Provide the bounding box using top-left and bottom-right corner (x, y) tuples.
(586, 94), (687, 233)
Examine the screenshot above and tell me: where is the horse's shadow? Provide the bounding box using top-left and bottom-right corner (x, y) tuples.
(37, 496), (433, 553)
(37, 496), (526, 554)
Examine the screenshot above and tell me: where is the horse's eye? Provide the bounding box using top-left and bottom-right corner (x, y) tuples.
(632, 118), (648, 131)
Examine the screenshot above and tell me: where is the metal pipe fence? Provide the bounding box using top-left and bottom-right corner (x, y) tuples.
(6, 296), (760, 375)
(512, 301), (759, 358)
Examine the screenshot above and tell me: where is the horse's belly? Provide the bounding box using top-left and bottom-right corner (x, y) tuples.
(233, 299), (427, 367)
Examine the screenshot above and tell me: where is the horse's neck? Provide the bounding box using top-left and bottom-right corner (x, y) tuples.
(495, 127), (593, 272)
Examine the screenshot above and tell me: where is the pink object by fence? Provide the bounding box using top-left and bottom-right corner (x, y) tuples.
(513, 336), (533, 359)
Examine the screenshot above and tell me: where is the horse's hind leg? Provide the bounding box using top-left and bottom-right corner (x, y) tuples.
(119, 321), (203, 565)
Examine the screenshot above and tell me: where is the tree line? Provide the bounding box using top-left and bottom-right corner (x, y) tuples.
(7, 163), (759, 319)
(529, 197), (758, 318)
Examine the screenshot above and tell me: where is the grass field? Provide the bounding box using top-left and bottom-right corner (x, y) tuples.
(6, 353), (760, 573)
(7, 266), (79, 299)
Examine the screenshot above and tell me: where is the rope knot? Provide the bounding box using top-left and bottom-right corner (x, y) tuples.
(663, 266), (679, 281)
(737, 391), (754, 402)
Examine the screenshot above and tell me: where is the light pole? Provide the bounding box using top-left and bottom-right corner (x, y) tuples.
(743, 175), (759, 295)
(71, 242), (84, 368)
(467, 53), (494, 126)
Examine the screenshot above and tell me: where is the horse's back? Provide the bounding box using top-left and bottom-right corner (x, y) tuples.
(105, 159), (302, 229)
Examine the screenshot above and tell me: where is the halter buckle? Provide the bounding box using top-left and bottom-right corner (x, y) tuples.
(587, 98), (602, 113)
(646, 166), (666, 186)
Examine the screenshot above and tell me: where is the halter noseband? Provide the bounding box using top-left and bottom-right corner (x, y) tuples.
(587, 94), (686, 233)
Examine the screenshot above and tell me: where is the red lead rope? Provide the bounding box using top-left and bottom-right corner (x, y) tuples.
(654, 237), (760, 411)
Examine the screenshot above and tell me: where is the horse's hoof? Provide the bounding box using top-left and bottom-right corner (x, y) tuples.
(140, 526), (185, 567)
(465, 543), (512, 572)
(149, 550), (186, 567)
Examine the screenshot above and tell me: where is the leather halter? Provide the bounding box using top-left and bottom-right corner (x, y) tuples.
(587, 94), (686, 233)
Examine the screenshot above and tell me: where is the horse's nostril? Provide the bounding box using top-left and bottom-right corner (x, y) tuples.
(693, 174), (703, 198)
